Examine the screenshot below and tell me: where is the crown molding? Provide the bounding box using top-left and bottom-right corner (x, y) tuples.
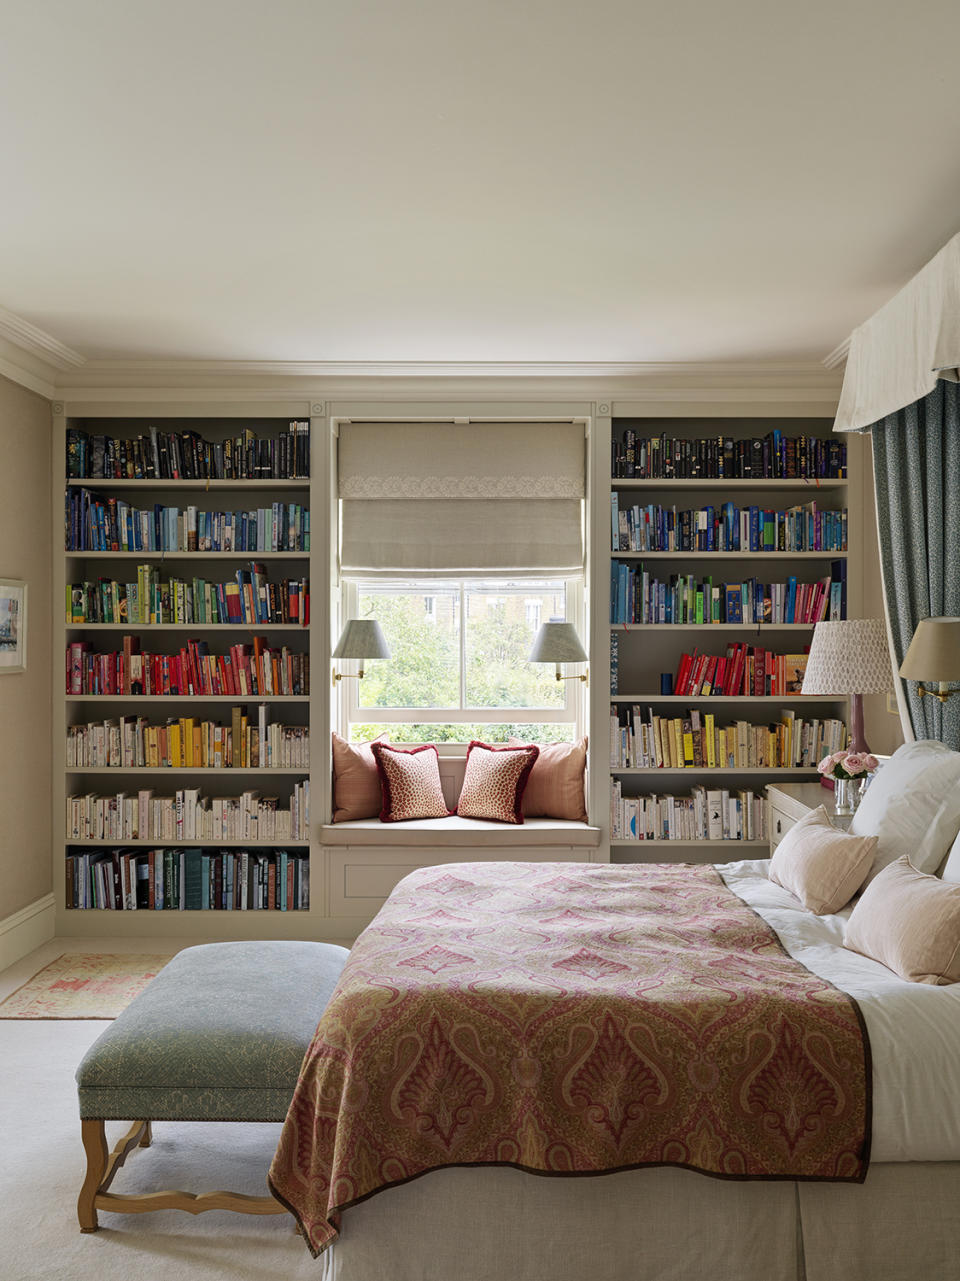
(823, 338), (851, 370)
(0, 306), (85, 370)
(55, 358), (843, 409)
(0, 333), (59, 399)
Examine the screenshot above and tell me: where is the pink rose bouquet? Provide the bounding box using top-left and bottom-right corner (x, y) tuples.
(817, 749), (880, 781)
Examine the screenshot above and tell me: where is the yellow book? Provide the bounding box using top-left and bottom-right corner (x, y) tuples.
(671, 719), (685, 769)
(180, 718), (192, 767)
(704, 713), (716, 768)
(169, 723), (182, 768)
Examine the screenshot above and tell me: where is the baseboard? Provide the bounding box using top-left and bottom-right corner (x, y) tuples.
(0, 893), (56, 972)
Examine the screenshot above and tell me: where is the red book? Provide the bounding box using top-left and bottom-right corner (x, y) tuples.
(674, 651), (694, 697)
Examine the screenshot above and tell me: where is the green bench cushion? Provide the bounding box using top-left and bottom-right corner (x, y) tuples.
(76, 940), (349, 1122)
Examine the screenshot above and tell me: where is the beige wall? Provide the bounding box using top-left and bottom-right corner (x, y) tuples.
(861, 432), (906, 758)
(0, 376), (52, 919)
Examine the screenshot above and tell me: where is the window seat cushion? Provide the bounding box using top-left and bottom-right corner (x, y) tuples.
(320, 816), (601, 848)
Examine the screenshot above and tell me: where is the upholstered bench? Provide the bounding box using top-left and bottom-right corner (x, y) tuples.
(75, 938), (348, 1232)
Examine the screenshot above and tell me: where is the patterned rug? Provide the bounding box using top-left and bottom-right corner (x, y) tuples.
(0, 953), (173, 1019)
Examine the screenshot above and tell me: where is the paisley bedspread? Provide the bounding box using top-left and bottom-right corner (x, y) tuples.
(269, 861), (871, 1255)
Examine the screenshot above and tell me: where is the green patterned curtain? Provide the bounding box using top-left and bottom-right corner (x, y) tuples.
(871, 380), (960, 748)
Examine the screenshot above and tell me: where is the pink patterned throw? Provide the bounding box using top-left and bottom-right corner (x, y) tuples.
(269, 862), (871, 1255)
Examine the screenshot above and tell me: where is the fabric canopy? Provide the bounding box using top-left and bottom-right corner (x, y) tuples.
(834, 231), (960, 433)
(338, 421), (585, 575)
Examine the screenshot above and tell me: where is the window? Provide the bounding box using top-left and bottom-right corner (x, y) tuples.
(343, 577), (582, 744)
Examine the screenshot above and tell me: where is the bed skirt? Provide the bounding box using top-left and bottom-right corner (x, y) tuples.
(318, 1161), (960, 1281)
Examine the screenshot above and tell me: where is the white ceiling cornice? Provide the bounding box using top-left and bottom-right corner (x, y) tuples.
(0, 305), (85, 371)
(822, 338), (851, 370)
(54, 358), (843, 409)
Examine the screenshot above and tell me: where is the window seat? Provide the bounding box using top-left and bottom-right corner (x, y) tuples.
(320, 818), (603, 927)
(320, 817), (601, 847)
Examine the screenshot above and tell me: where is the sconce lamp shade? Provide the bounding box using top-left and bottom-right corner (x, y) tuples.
(800, 619), (893, 695)
(333, 619), (391, 661)
(529, 622), (587, 666)
(899, 617), (960, 682)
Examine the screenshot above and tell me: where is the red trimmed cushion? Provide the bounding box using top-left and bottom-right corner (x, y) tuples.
(331, 733), (388, 823)
(371, 743), (451, 823)
(456, 740), (540, 825)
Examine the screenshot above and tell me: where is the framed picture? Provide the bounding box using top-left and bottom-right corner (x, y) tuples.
(0, 579), (27, 672)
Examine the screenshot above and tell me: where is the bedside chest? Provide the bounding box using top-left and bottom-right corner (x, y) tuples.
(766, 781), (853, 855)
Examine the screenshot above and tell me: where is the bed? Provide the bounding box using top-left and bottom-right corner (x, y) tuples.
(269, 745), (960, 1281)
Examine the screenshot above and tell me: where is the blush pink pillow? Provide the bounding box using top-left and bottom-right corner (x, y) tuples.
(371, 743), (451, 823)
(768, 806), (877, 915)
(843, 856), (960, 983)
(510, 736), (588, 821)
(331, 733), (387, 823)
(456, 741), (539, 824)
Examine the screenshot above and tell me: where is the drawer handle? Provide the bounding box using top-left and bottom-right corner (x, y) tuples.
(776, 819), (782, 834)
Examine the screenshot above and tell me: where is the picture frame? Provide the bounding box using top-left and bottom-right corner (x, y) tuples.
(0, 579), (27, 672)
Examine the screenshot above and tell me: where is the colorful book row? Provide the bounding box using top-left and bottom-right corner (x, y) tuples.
(672, 646), (807, 698)
(67, 564), (309, 626)
(611, 430), (846, 480)
(609, 708), (846, 770)
(66, 781), (310, 843)
(609, 782), (768, 842)
(65, 421), (311, 481)
(65, 637), (310, 697)
(66, 848), (309, 911)
(610, 564), (846, 625)
(66, 710), (308, 770)
(66, 488), (310, 552)
(610, 498), (847, 554)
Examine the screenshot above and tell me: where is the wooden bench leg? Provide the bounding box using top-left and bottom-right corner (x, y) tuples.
(78, 1119), (108, 1233)
(139, 1120), (153, 1148)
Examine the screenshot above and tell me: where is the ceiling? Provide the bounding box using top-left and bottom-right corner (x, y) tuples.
(2, 0), (960, 371)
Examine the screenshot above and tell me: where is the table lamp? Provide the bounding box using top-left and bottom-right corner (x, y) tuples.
(801, 618), (893, 754)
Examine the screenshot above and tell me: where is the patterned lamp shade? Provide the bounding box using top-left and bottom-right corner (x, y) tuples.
(801, 619), (893, 695)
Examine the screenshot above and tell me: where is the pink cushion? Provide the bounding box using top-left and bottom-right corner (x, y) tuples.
(456, 741), (540, 824)
(843, 856), (960, 984)
(509, 736), (588, 821)
(331, 733), (387, 823)
(768, 806), (877, 915)
(371, 743), (451, 823)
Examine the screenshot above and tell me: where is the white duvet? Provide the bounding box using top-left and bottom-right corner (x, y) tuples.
(721, 858), (960, 1163)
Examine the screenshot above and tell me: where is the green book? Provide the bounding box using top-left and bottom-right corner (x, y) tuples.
(182, 848), (203, 911)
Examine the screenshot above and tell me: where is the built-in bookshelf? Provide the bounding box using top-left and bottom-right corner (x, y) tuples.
(55, 411), (319, 934)
(605, 417), (860, 864)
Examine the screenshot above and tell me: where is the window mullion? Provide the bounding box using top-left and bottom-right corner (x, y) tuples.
(458, 581), (467, 711)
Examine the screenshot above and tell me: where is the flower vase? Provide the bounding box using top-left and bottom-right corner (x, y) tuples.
(834, 777), (855, 816)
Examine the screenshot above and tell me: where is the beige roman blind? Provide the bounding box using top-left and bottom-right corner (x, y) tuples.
(339, 421), (585, 575)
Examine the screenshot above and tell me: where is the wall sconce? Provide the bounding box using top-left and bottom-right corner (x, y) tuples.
(332, 619), (391, 686)
(529, 621), (588, 685)
(899, 616), (960, 703)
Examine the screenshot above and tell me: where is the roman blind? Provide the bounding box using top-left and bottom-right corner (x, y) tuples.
(338, 421), (585, 575)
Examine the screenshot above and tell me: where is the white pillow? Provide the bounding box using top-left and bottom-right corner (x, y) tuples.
(940, 827), (960, 882)
(850, 740), (960, 882)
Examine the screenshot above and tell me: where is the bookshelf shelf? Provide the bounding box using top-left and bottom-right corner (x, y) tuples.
(65, 839), (310, 848)
(604, 416), (859, 862)
(67, 623), (307, 631)
(610, 479), (846, 492)
(66, 478), (309, 490)
(66, 694), (310, 702)
(65, 551), (308, 560)
(65, 767), (308, 775)
(610, 694), (840, 703)
(611, 551), (847, 560)
(610, 768), (820, 777)
(58, 411), (319, 935)
(609, 838), (769, 848)
(610, 623), (817, 632)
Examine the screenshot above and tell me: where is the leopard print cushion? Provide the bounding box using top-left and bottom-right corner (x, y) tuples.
(371, 743), (451, 822)
(456, 740), (540, 824)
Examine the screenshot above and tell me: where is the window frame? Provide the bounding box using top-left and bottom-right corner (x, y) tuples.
(338, 574), (585, 742)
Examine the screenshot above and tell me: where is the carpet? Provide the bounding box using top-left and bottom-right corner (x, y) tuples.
(0, 953), (172, 1019)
